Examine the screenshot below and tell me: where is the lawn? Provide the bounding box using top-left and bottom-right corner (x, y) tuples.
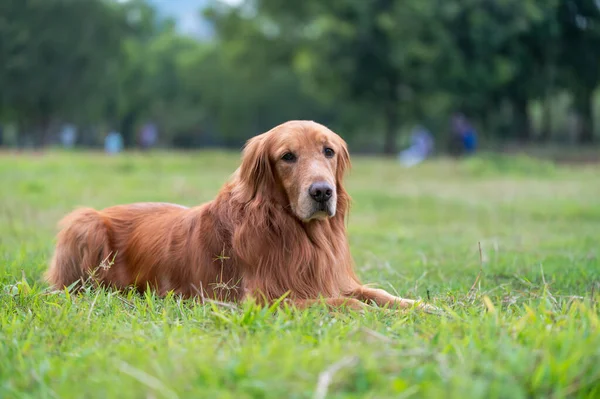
(1, 150), (599, 399)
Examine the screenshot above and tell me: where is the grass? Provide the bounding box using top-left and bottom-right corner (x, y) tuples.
(1, 150), (599, 399)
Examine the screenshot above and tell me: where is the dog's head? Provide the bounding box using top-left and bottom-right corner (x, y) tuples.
(237, 120), (350, 222)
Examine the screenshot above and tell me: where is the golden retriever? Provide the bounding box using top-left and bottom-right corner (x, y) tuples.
(46, 120), (430, 311)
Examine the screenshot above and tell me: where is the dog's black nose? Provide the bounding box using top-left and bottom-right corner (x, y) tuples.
(309, 182), (333, 203)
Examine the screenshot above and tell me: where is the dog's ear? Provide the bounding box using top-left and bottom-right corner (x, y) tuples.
(238, 133), (274, 200)
(336, 136), (351, 184)
(335, 135), (352, 219)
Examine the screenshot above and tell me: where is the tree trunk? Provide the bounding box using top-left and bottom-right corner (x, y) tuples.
(39, 117), (51, 148)
(383, 76), (400, 155)
(31, 117), (50, 150)
(540, 61), (556, 142)
(383, 104), (399, 155)
(513, 97), (531, 141)
(539, 97), (552, 142)
(120, 110), (138, 148)
(577, 89), (594, 144)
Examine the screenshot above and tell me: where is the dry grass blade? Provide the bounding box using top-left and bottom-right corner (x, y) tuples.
(117, 361), (179, 399)
(468, 241), (485, 300)
(314, 356), (359, 399)
(190, 283), (239, 310)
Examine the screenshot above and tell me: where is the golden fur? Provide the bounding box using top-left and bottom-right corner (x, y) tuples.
(46, 120), (429, 310)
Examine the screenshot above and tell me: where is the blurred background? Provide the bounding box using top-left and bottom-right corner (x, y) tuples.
(1, 0), (599, 159)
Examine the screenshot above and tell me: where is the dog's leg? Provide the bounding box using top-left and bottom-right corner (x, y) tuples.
(239, 284), (369, 311)
(288, 297), (369, 311)
(349, 286), (436, 312)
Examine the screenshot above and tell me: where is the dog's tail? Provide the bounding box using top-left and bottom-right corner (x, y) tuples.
(46, 207), (112, 290)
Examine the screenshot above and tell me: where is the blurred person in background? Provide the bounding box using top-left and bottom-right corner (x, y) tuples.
(59, 124), (77, 149)
(398, 125), (435, 167)
(450, 113), (478, 156)
(105, 129), (124, 155)
(139, 122), (158, 151)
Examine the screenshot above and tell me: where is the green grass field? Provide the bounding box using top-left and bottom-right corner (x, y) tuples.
(1, 151), (599, 398)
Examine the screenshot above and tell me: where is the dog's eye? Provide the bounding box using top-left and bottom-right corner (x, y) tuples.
(281, 152), (297, 162)
(324, 147), (335, 158)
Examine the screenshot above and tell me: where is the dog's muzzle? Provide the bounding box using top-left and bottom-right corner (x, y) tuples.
(307, 182), (335, 218)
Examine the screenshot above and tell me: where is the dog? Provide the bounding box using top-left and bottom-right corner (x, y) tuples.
(46, 120), (431, 311)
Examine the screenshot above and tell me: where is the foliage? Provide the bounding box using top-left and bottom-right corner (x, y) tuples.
(0, 0), (599, 150)
(558, 0), (600, 143)
(0, 0), (128, 143)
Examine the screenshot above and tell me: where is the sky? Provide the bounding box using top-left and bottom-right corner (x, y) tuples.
(121, 0), (244, 38)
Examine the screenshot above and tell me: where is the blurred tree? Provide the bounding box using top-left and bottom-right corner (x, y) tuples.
(115, 24), (207, 146)
(207, 0), (589, 149)
(435, 0), (564, 142)
(0, 0), (128, 147)
(197, 3), (337, 144)
(558, 0), (600, 143)
(228, 0), (445, 154)
(0, 0), (598, 150)
(110, 0), (160, 146)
